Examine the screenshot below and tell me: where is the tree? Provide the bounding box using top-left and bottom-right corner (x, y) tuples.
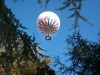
(54, 31), (100, 75)
(0, 0), (55, 75)
(48, 0), (100, 75)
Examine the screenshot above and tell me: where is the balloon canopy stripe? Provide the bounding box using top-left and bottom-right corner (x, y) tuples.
(41, 20), (46, 26)
(38, 17), (58, 36)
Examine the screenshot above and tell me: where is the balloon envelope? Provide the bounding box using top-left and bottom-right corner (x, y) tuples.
(37, 11), (60, 40)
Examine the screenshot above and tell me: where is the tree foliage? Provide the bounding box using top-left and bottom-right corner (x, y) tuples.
(55, 0), (93, 30)
(0, 0), (55, 75)
(54, 31), (100, 75)
(52, 1), (100, 75)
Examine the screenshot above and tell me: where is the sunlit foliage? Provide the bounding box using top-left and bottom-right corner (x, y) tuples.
(0, 0), (55, 75)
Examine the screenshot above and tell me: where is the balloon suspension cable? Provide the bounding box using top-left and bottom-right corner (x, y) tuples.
(45, 35), (51, 40)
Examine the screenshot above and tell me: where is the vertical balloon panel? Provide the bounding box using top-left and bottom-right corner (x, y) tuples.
(37, 11), (60, 40)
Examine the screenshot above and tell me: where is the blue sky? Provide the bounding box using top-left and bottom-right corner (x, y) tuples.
(5, 0), (100, 72)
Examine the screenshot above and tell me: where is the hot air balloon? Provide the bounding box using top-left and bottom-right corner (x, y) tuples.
(37, 11), (60, 40)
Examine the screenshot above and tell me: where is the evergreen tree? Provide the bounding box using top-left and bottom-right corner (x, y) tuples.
(48, 0), (100, 75)
(0, 0), (55, 75)
(54, 31), (100, 75)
